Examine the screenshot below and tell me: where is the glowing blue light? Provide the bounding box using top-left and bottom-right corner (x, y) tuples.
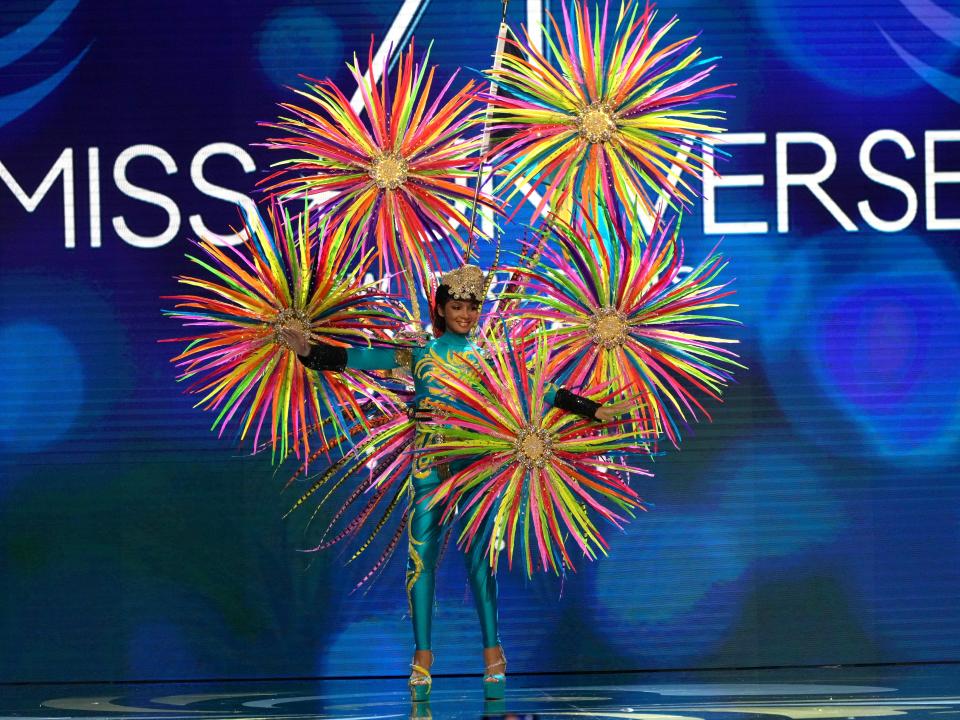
(0, 0), (82, 69)
(257, 6), (345, 89)
(755, 0), (960, 97)
(0, 46), (91, 130)
(760, 234), (960, 465)
(0, 0), (91, 129)
(592, 433), (844, 665)
(594, 512), (747, 664)
(322, 572), (563, 675)
(322, 604), (497, 677)
(812, 272), (960, 459)
(0, 321), (83, 453)
(712, 436), (845, 560)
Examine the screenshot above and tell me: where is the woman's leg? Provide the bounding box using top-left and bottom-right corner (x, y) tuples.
(407, 469), (444, 652)
(464, 534), (500, 649)
(466, 540), (506, 697)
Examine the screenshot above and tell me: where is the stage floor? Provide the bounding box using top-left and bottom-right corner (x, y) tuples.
(3, 663), (959, 719)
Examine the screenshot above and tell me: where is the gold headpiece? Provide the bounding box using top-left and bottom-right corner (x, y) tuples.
(439, 264), (485, 300)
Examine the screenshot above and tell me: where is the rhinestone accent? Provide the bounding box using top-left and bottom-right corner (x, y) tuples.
(439, 264), (485, 300)
(588, 306), (629, 349)
(576, 101), (617, 143)
(369, 151), (409, 189)
(514, 425), (554, 469)
(272, 307), (311, 349)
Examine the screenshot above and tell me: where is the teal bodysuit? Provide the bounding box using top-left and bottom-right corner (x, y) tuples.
(321, 332), (572, 651)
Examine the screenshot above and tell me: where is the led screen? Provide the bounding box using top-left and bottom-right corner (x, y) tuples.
(1, 0), (958, 683)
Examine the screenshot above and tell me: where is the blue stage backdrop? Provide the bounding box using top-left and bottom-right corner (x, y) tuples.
(1, 0), (959, 683)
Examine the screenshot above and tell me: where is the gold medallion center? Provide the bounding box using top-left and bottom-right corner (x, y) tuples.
(577, 102), (616, 143)
(514, 426), (554, 469)
(370, 151), (409, 190)
(596, 314), (626, 342)
(272, 307), (311, 348)
(520, 433), (545, 461)
(589, 306), (629, 349)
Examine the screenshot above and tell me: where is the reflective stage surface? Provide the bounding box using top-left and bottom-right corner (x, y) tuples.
(3, 664), (960, 719)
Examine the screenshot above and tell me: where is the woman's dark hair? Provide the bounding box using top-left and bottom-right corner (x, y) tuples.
(431, 284), (480, 337)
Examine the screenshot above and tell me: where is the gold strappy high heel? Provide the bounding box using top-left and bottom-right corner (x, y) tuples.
(409, 651), (433, 702)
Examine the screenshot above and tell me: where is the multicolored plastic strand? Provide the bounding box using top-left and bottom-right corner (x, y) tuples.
(260, 39), (498, 309)
(164, 201), (407, 462)
(501, 203), (743, 447)
(483, 0), (731, 223)
(424, 332), (650, 576)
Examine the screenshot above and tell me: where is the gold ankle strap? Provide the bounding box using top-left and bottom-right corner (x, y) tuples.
(410, 650), (433, 680)
(410, 663), (432, 678)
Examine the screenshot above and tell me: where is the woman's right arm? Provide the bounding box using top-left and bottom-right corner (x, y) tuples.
(279, 327), (402, 372)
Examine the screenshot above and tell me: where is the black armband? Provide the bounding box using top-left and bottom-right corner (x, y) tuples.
(299, 343), (348, 372)
(554, 387), (601, 421)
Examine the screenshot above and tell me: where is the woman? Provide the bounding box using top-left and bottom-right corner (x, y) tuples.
(281, 265), (628, 701)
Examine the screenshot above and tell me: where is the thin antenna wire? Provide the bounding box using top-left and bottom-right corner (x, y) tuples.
(464, 0), (511, 263)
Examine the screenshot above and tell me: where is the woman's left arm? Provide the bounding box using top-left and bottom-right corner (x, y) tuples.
(545, 384), (632, 422)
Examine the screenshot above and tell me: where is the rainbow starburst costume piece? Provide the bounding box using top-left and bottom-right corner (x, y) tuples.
(260, 40), (498, 310)
(425, 331), (651, 576)
(164, 201), (408, 462)
(166, 3), (742, 592)
(483, 0), (731, 223)
(500, 205), (743, 448)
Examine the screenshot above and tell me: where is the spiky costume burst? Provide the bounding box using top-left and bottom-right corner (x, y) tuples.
(164, 3), (741, 589)
(501, 206), (742, 448)
(283, 405), (417, 591)
(260, 40), (498, 306)
(425, 332), (650, 576)
(165, 201), (408, 461)
(484, 0), (730, 223)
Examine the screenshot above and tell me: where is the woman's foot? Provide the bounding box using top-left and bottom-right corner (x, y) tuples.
(482, 646), (506, 700)
(409, 650), (433, 703)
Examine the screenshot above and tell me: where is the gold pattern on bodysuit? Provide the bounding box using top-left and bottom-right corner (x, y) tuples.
(406, 338), (478, 614)
(405, 479), (425, 615)
(394, 347), (413, 369)
(413, 410), (445, 479)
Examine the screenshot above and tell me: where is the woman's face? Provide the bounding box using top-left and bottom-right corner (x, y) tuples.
(439, 299), (481, 335)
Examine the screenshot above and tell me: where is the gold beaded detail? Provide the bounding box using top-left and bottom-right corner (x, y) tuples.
(394, 347), (413, 370)
(272, 307), (311, 349)
(439, 264), (485, 300)
(369, 150), (409, 190)
(588, 306), (629, 349)
(514, 425), (554, 469)
(576, 101), (617, 143)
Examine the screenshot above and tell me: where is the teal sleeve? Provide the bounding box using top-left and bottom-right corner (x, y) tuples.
(544, 383), (558, 406)
(345, 347), (401, 371)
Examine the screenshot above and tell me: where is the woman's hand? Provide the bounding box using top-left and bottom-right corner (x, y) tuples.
(279, 327), (311, 356)
(594, 399), (635, 423)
